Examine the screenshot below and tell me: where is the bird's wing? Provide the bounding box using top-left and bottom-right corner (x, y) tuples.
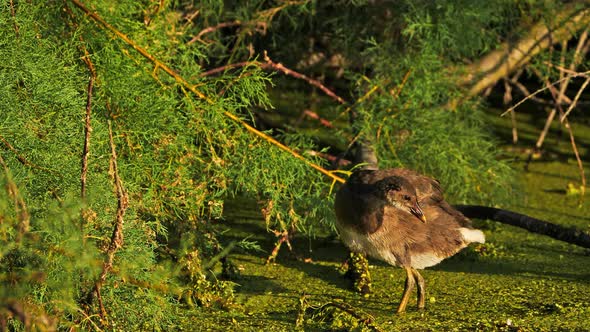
(335, 181), (385, 234)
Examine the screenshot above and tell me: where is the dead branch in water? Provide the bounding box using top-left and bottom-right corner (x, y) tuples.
(456, 205), (590, 249)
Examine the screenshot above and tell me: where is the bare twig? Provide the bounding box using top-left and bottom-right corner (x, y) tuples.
(189, 21), (241, 44)
(501, 70), (590, 117)
(200, 53), (347, 105)
(563, 118), (586, 194)
(504, 31), (590, 117)
(300, 110), (334, 128)
(80, 49), (96, 199)
(543, 36), (587, 192)
(503, 78), (518, 143)
(305, 150), (351, 167)
(510, 79), (564, 105)
(263, 51), (346, 105)
(199, 61), (256, 77)
(560, 76), (590, 121)
(542, 61), (590, 77)
(266, 229), (293, 264)
(90, 120), (128, 322)
(535, 70), (586, 193)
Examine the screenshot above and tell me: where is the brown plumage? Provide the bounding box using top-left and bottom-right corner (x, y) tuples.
(334, 168), (485, 313)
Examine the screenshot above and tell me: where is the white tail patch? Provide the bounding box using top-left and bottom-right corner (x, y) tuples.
(459, 228), (485, 244)
(410, 252), (444, 269)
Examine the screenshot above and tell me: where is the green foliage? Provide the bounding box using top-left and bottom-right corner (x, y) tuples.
(3, 0), (577, 330)
(0, 1), (331, 329)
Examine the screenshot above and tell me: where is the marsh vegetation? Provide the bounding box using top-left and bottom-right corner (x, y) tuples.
(1, 1), (589, 331)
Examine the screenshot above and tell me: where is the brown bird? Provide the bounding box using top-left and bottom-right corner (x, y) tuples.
(334, 168), (485, 313)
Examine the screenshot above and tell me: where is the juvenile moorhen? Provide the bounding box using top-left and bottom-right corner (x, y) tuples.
(334, 168), (485, 313)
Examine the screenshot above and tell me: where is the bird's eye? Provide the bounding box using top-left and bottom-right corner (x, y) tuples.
(403, 195), (411, 201)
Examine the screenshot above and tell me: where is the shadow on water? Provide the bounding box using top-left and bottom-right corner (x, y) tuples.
(222, 216), (590, 301)
(234, 274), (289, 294)
(221, 195), (590, 309)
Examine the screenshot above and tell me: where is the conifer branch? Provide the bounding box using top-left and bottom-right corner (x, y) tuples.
(200, 52), (347, 105)
(90, 120), (128, 323)
(69, 0), (210, 101)
(69, 0), (346, 184)
(9, 0), (19, 37)
(0, 135), (52, 173)
(262, 51), (346, 105)
(80, 48), (96, 199)
(0, 154), (29, 242)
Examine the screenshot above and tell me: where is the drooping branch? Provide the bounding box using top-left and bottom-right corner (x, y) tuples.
(70, 0), (346, 185)
(80, 49), (96, 199)
(84, 120), (128, 322)
(200, 52), (347, 105)
(455, 205), (590, 249)
(9, 0), (19, 37)
(460, 3), (590, 98)
(0, 154), (29, 242)
(0, 135), (52, 173)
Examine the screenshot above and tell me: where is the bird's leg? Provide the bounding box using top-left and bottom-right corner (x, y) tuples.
(411, 268), (426, 310)
(396, 267), (415, 313)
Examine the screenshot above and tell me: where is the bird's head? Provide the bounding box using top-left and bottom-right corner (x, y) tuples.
(375, 176), (426, 223)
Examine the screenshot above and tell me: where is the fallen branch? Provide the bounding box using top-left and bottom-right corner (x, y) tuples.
(461, 3), (590, 98)
(455, 205), (590, 249)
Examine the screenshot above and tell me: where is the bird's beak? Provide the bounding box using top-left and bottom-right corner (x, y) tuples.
(410, 202), (427, 223)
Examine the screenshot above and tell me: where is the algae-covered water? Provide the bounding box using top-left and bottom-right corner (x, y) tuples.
(193, 109), (590, 331)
